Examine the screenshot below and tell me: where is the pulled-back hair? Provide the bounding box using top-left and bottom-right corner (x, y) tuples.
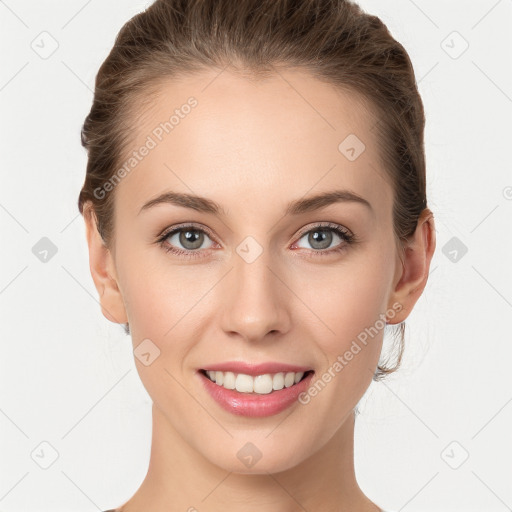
(78, 0), (429, 381)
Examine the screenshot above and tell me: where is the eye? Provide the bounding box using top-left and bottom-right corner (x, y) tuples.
(157, 224), (216, 259)
(292, 223), (356, 255)
(157, 221), (357, 259)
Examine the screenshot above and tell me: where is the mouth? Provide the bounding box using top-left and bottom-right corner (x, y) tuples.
(199, 368), (315, 395)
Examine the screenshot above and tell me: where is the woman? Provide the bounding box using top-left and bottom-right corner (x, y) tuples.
(78, 0), (436, 510)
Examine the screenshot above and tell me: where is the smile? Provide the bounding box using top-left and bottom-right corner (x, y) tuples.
(197, 366), (316, 417)
(200, 369), (314, 394)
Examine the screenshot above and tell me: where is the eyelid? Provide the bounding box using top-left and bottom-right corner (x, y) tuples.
(157, 222), (218, 244)
(294, 221), (353, 239)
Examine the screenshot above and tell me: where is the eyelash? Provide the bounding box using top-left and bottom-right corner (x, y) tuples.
(156, 222), (357, 260)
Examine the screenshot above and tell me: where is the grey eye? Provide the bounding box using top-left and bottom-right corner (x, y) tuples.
(296, 228), (342, 250)
(166, 228), (213, 251)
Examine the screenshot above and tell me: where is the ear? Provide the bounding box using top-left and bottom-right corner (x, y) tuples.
(83, 204), (128, 324)
(386, 208), (436, 324)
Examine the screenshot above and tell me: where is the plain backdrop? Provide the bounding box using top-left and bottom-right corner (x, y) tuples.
(1, 1), (511, 511)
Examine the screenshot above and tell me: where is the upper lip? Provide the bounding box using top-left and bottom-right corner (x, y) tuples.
(200, 361), (313, 376)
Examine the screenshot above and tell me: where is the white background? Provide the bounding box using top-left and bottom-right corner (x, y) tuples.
(1, 1), (511, 511)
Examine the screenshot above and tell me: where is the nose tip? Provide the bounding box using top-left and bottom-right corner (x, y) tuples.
(219, 254), (290, 342)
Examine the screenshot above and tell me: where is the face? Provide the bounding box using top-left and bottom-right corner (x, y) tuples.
(92, 68), (416, 473)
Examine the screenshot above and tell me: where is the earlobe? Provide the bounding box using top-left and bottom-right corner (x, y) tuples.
(83, 204), (128, 324)
(386, 209), (436, 324)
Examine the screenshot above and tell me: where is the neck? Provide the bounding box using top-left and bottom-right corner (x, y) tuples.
(118, 404), (380, 512)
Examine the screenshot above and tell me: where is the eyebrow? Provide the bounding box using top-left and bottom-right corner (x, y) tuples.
(138, 189), (373, 216)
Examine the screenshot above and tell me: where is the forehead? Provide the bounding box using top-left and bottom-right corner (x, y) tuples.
(115, 67), (392, 220)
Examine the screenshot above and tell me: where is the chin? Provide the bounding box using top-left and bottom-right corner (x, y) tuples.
(198, 435), (310, 475)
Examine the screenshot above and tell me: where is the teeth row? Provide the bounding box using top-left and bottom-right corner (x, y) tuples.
(205, 370), (306, 394)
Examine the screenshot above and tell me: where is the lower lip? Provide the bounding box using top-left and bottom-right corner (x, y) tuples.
(198, 370), (315, 417)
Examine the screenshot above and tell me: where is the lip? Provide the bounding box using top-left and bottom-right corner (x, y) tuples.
(197, 368), (315, 418)
(200, 361), (313, 376)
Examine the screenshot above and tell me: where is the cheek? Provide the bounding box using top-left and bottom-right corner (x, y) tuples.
(115, 243), (211, 336)
(298, 254), (393, 355)
(297, 262), (392, 421)
(115, 250), (227, 392)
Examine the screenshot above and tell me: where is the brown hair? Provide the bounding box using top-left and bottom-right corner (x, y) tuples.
(78, 0), (430, 381)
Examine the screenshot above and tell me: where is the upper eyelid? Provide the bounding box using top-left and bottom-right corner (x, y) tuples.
(159, 222), (215, 240)
(295, 222), (351, 237)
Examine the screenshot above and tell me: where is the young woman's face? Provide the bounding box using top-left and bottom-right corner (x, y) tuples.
(108, 68), (405, 473)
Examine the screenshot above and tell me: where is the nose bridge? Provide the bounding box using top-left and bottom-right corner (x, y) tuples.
(220, 238), (289, 341)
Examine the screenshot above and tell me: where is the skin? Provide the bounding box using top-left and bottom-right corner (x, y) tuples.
(84, 67), (436, 512)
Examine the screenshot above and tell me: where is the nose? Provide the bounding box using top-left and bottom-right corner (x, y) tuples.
(219, 245), (291, 343)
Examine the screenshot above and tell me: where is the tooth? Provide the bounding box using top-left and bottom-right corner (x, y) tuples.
(205, 369), (309, 393)
(254, 374), (273, 394)
(235, 373), (254, 393)
(223, 371), (236, 389)
(272, 372), (285, 390)
(284, 372), (295, 388)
